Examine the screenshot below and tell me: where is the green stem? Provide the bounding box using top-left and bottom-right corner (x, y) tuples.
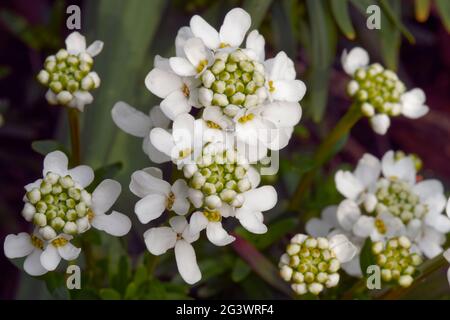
(289, 103), (362, 211)
(67, 108), (81, 166)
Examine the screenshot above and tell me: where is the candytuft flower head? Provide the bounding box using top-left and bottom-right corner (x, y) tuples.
(37, 32), (103, 111)
(4, 151), (131, 276)
(371, 236), (422, 288)
(333, 151), (449, 259)
(341, 47), (429, 135)
(279, 234), (357, 295)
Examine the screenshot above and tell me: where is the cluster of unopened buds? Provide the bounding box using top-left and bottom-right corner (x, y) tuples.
(279, 234), (356, 295)
(37, 32), (103, 111)
(372, 237), (422, 288)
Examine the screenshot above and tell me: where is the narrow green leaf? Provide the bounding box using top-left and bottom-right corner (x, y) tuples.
(99, 288), (121, 300)
(330, 0), (356, 39)
(414, 0), (431, 22)
(124, 282), (138, 300)
(271, 0), (296, 57)
(359, 238), (376, 276)
(243, 0), (274, 29)
(379, 0), (402, 70)
(231, 258), (252, 282)
(436, 0), (450, 32)
(31, 140), (69, 156)
(379, 0), (415, 43)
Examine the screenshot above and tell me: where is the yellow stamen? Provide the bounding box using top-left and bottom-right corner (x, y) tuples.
(206, 121), (221, 129)
(196, 59), (208, 73)
(52, 237), (69, 247)
(182, 84), (190, 97)
(166, 192), (175, 210)
(204, 210), (221, 222)
(375, 218), (387, 234)
(219, 42), (230, 49)
(31, 235), (44, 250)
(268, 80), (275, 93)
(178, 148), (192, 159)
(238, 113), (255, 123)
(87, 209), (95, 222)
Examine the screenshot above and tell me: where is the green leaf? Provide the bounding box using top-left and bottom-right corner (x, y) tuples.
(99, 288), (121, 300)
(304, 0), (337, 122)
(379, 0), (402, 70)
(43, 272), (70, 300)
(124, 282), (138, 300)
(436, 0), (450, 32)
(379, 0), (415, 44)
(31, 140), (69, 156)
(414, 0), (431, 22)
(271, 0), (297, 57)
(231, 258), (252, 282)
(243, 0), (274, 29)
(133, 265), (148, 286)
(359, 238), (376, 276)
(330, 0), (356, 39)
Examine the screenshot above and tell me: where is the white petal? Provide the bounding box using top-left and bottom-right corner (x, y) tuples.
(305, 218), (332, 238)
(335, 171), (364, 200)
(160, 91), (191, 121)
(219, 203), (235, 218)
(43, 151), (68, 176)
(111, 101), (151, 137)
(236, 209), (267, 234)
(381, 151), (416, 184)
(129, 169), (171, 198)
(261, 101), (302, 127)
(401, 88), (429, 119)
(169, 216), (188, 234)
(188, 188), (203, 208)
(183, 37), (211, 72)
(145, 137), (172, 164)
(241, 186), (277, 212)
(329, 234), (357, 263)
(40, 245), (61, 271)
(175, 26), (195, 57)
(337, 200), (361, 232)
(412, 179), (444, 202)
(150, 105), (171, 129)
(45, 89), (58, 105)
(68, 165), (94, 188)
(65, 32), (86, 55)
(352, 216), (375, 238)
(341, 47), (369, 76)
(246, 30), (265, 61)
(419, 238), (443, 258)
(4, 233), (33, 259)
(322, 205), (339, 227)
(171, 179), (190, 215)
(72, 91), (93, 111)
(150, 128), (175, 157)
(190, 15), (220, 50)
(92, 210), (131, 236)
(189, 211), (209, 234)
(135, 194), (167, 224)
(144, 227), (177, 255)
(270, 80), (306, 102)
(354, 153), (381, 189)
(154, 55), (172, 72)
(267, 51), (296, 81)
(169, 57), (197, 77)
(92, 179), (121, 214)
(24, 249), (47, 276)
(443, 249), (450, 263)
(206, 222), (235, 246)
(175, 240), (201, 284)
(447, 198), (450, 217)
(145, 68), (183, 98)
(247, 166), (261, 188)
(424, 213), (450, 233)
(341, 255), (363, 277)
(86, 40), (104, 57)
(370, 114), (391, 135)
(219, 8), (251, 47)
(57, 242), (81, 261)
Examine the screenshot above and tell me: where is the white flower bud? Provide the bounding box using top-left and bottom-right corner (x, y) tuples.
(212, 93), (228, 107)
(76, 216), (90, 234)
(370, 114), (391, 135)
(292, 271), (304, 283)
(230, 194), (244, 207)
(398, 275), (413, 288)
(81, 76), (95, 90)
(63, 221), (77, 235)
(255, 87), (267, 101)
(237, 178), (251, 192)
(243, 94), (258, 108)
(22, 203), (36, 221)
(79, 52), (93, 64)
(390, 103), (402, 116)
(287, 244), (300, 255)
(289, 255), (300, 267)
(27, 188), (41, 204)
(33, 213), (47, 227)
(363, 193), (378, 213)
(56, 91), (73, 105)
(279, 253), (290, 265)
(45, 172), (60, 184)
(328, 259), (340, 272)
(199, 88), (213, 106)
(280, 265), (293, 281)
(59, 175), (74, 188)
(361, 102), (375, 117)
(372, 241), (383, 254)
(398, 236), (411, 249)
(205, 195), (221, 209)
(37, 70), (50, 85)
(81, 190), (92, 206)
(308, 282), (324, 295)
(411, 254), (422, 266)
(88, 72), (101, 88)
(291, 234), (307, 244)
(223, 104), (240, 117)
(56, 49), (69, 61)
(192, 174), (206, 189)
(40, 226), (57, 240)
(183, 164), (198, 178)
(347, 80), (359, 96)
(381, 269), (392, 282)
(291, 283), (307, 295)
(325, 273), (340, 288)
(201, 70), (215, 88)
(317, 237), (329, 249)
(305, 238), (318, 248)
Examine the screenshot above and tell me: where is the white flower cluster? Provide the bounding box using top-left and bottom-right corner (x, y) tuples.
(342, 47), (429, 135)
(3, 151), (131, 276)
(306, 150), (450, 277)
(279, 234), (356, 295)
(37, 32), (103, 111)
(112, 7), (306, 284)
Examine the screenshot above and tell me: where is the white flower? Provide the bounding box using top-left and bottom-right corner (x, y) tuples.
(4, 232), (47, 276)
(23, 151), (131, 239)
(169, 37), (214, 77)
(189, 204), (236, 246)
(444, 248), (450, 287)
(41, 32), (103, 111)
(235, 185), (277, 234)
(189, 8), (251, 50)
(145, 56), (200, 120)
(341, 47), (429, 135)
(111, 101), (170, 163)
(144, 216), (201, 284)
(40, 234), (81, 271)
(130, 167), (189, 223)
(265, 52), (306, 103)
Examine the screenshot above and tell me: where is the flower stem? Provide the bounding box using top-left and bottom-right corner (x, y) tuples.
(289, 103), (362, 211)
(67, 108), (81, 166)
